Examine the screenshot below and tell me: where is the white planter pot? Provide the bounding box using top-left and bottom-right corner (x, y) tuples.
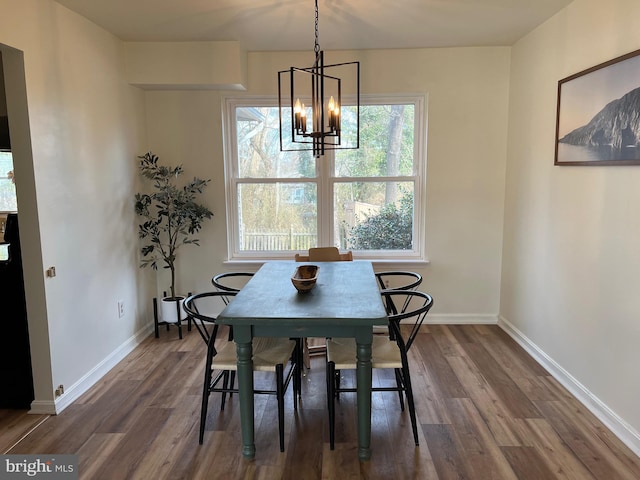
(160, 296), (186, 324)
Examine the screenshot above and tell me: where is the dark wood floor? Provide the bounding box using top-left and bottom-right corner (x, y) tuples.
(2, 324), (640, 479)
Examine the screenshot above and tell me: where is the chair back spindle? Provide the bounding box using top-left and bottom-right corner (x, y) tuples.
(212, 272), (254, 305)
(382, 290), (433, 352)
(183, 291), (237, 346)
(374, 271), (423, 315)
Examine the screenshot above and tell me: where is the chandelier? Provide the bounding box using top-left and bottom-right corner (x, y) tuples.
(278, 0), (360, 158)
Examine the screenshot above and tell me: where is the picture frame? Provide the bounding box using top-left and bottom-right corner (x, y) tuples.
(555, 48), (640, 166)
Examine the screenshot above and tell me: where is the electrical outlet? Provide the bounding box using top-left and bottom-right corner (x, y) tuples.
(117, 300), (125, 318)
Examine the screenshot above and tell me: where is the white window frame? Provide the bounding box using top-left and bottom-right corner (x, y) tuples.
(222, 94), (427, 263)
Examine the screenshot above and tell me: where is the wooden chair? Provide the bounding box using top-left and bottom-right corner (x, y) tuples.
(183, 291), (300, 451)
(326, 290), (434, 449)
(294, 246), (353, 262)
(295, 247), (353, 367)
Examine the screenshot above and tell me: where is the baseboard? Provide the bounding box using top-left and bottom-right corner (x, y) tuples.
(498, 315), (640, 458)
(39, 324), (154, 415)
(424, 313), (498, 324)
(28, 400), (56, 415)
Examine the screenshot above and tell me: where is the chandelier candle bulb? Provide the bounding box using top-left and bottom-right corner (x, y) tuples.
(294, 99), (302, 130)
(328, 96), (336, 130)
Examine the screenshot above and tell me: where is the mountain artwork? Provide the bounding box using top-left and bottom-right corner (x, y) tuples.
(559, 87), (640, 157)
(555, 49), (640, 165)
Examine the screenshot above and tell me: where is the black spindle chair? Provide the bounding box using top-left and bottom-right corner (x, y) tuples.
(326, 290), (434, 449)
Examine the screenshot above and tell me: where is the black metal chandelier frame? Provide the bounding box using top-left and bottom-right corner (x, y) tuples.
(278, 0), (360, 158)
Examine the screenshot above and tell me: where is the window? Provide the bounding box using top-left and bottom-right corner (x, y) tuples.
(223, 95), (426, 261)
(0, 151), (16, 212)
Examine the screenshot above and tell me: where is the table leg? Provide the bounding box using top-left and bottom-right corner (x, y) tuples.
(355, 333), (373, 460)
(234, 326), (255, 458)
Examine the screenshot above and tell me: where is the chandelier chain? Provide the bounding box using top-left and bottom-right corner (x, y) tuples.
(314, 0), (320, 54)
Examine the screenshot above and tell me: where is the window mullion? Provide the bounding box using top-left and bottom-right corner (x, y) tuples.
(316, 151), (334, 247)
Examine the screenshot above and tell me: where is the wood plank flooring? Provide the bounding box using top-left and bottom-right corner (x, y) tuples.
(2, 324), (639, 479)
(0, 409), (48, 454)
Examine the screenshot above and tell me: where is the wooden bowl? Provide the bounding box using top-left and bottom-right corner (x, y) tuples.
(291, 265), (319, 293)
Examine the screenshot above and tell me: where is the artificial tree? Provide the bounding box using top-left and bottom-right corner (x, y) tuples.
(135, 152), (212, 303)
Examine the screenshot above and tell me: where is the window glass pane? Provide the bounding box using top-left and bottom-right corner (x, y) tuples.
(0, 179), (16, 211)
(236, 106), (315, 179)
(335, 104), (415, 177)
(238, 182), (317, 251)
(0, 151), (16, 212)
(333, 104), (359, 150)
(335, 181), (414, 250)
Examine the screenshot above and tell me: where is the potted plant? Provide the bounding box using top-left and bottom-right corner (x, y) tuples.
(135, 152), (212, 323)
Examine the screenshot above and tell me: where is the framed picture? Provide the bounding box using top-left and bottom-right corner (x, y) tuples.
(555, 49), (640, 166)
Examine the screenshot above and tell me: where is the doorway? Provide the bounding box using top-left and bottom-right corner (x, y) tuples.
(0, 50), (32, 409)
(0, 44), (52, 413)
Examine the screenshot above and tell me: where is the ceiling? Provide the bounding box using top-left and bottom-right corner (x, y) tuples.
(54, 0), (573, 52)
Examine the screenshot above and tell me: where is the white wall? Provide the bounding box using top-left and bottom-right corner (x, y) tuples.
(0, 0), (150, 412)
(145, 47), (512, 321)
(501, 0), (640, 452)
(0, 55), (6, 116)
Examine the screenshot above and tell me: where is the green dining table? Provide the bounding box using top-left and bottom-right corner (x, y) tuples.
(217, 260), (388, 460)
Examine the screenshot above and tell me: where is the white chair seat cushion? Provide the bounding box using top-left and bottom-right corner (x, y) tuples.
(372, 325), (389, 335)
(212, 337), (296, 372)
(326, 336), (401, 370)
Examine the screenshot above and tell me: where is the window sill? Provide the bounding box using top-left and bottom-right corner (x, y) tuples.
(223, 258), (430, 270)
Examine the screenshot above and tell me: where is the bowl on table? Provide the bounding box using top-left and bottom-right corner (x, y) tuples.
(291, 265), (319, 293)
